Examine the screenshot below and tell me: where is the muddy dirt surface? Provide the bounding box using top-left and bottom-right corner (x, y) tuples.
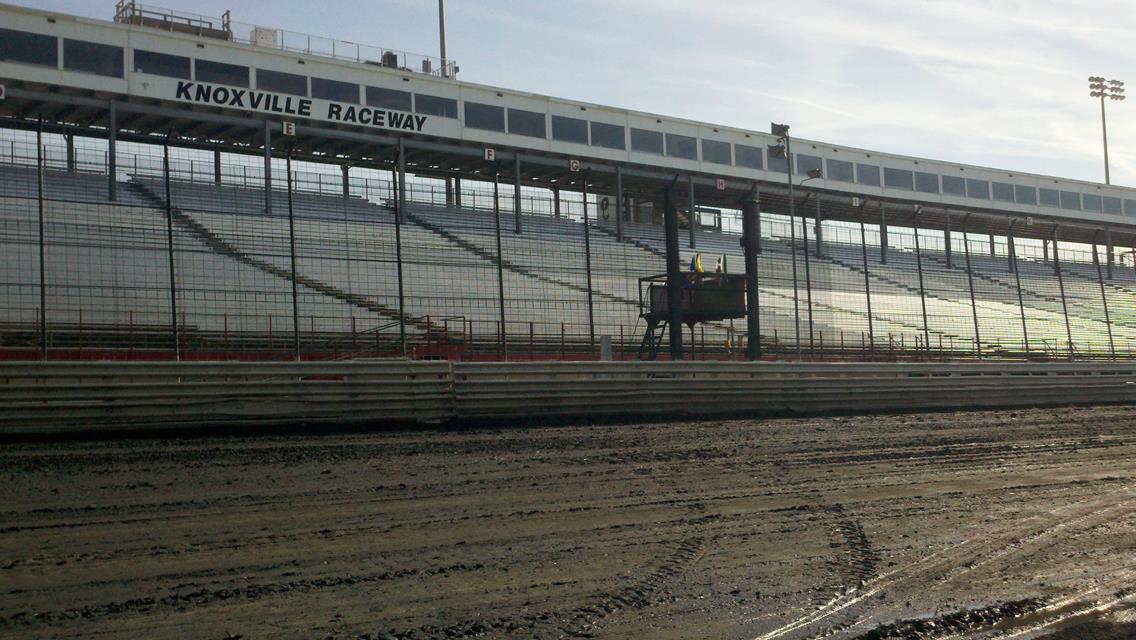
(3, 405), (1136, 639)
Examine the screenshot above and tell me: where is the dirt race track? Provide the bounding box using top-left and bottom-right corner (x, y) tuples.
(3, 405), (1136, 639)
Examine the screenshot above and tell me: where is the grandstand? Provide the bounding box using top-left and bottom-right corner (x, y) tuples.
(1, 2), (1135, 363)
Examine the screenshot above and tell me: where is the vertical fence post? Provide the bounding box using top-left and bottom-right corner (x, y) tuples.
(814, 192), (823, 258)
(912, 206), (930, 359)
(582, 168), (596, 356)
(665, 176), (684, 360)
(107, 101), (117, 202)
(492, 163), (507, 360)
(961, 216), (982, 360)
(213, 149), (222, 184)
(879, 201), (888, 264)
(944, 210), (952, 268)
(1106, 227), (1113, 280)
(1008, 221), (1029, 357)
(615, 166), (624, 241)
(801, 199), (814, 357)
(742, 190), (760, 361)
(1092, 233), (1116, 360)
(1052, 225), (1074, 360)
(36, 117), (47, 361)
(687, 175), (696, 249)
(395, 139), (408, 357)
(858, 210), (874, 360)
(789, 192), (801, 360)
(286, 145), (301, 361)
(513, 153), (522, 235)
(163, 133), (181, 361)
(263, 120), (272, 215)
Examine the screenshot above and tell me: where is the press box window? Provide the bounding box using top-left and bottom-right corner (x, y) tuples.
(1082, 194), (1102, 212)
(914, 171), (939, 193)
(1125, 200), (1136, 216)
(796, 154), (822, 175)
(1015, 185), (1036, 205)
(735, 145), (762, 170)
(666, 133), (697, 160)
(64, 39), (123, 78)
(552, 115), (588, 144)
(195, 59), (249, 87)
(1103, 197), (1122, 215)
(365, 86), (411, 111)
(508, 108), (546, 138)
(966, 179), (989, 199)
(826, 158), (854, 182)
(258, 69), (307, 96)
(1059, 191), (1080, 210)
(942, 175), (965, 196)
(1038, 188), (1059, 207)
(630, 128), (664, 155)
(416, 94), (457, 118)
(992, 182), (1014, 202)
(465, 102), (505, 131)
(0, 28), (57, 67)
(590, 122), (625, 150)
(702, 139), (732, 165)
(854, 163), (881, 186)
(134, 49), (190, 79)
(312, 78), (358, 102)
(768, 148), (788, 173)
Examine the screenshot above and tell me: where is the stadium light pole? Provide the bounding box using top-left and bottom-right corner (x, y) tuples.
(769, 123), (801, 360)
(438, 0), (448, 77)
(1089, 76), (1125, 184)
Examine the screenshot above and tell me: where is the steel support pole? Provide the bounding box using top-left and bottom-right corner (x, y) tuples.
(742, 192), (761, 361)
(814, 193), (823, 258)
(492, 164), (507, 359)
(263, 120), (272, 215)
(912, 206), (930, 358)
(65, 131), (75, 173)
(1106, 227), (1114, 279)
(800, 205), (814, 357)
(879, 202), (888, 264)
(944, 210), (952, 268)
(341, 164), (350, 200)
(107, 101), (117, 202)
(395, 140), (408, 357)
(214, 149), (222, 184)
(454, 176), (462, 208)
(961, 217), (981, 359)
(1052, 226), (1074, 359)
(36, 117), (47, 361)
(285, 147), (301, 361)
(1093, 234), (1116, 360)
(615, 166), (624, 241)
(513, 153), (522, 234)
(1008, 221), (1029, 357)
(789, 192), (801, 360)
(582, 168), (596, 355)
(664, 177), (683, 360)
(163, 135), (180, 361)
(859, 217), (874, 360)
(687, 174), (696, 249)
(989, 234), (996, 258)
(552, 187), (561, 219)
(1101, 94), (1111, 185)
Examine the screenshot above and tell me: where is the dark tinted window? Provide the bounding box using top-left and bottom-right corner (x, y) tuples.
(915, 171), (939, 193)
(992, 182), (1014, 202)
(1082, 193), (1102, 212)
(735, 144), (762, 169)
(64, 39), (122, 78)
(826, 158), (854, 182)
(258, 69), (307, 96)
(942, 175), (965, 196)
(702, 139), (732, 165)
(465, 102), (504, 131)
(366, 86), (411, 111)
(590, 122), (625, 149)
(1015, 185), (1036, 205)
(0, 28), (56, 67)
(965, 178), (989, 199)
(416, 94), (457, 118)
(1125, 199), (1136, 216)
(1103, 196), (1122, 215)
(1059, 191), (1080, 210)
(856, 164), (880, 186)
(796, 154), (822, 175)
(768, 147), (788, 173)
(133, 49), (189, 78)
(552, 115), (588, 143)
(1039, 188), (1059, 207)
(666, 133), (697, 159)
(312, 78), (358, 102)
(195, 59), (249, 87)
(630, 128), (664, 154)
(884, 168), (913, 190)
(508, 108), (546, 138)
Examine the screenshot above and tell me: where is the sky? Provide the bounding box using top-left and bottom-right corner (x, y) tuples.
(17, 0), (1136, 186)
